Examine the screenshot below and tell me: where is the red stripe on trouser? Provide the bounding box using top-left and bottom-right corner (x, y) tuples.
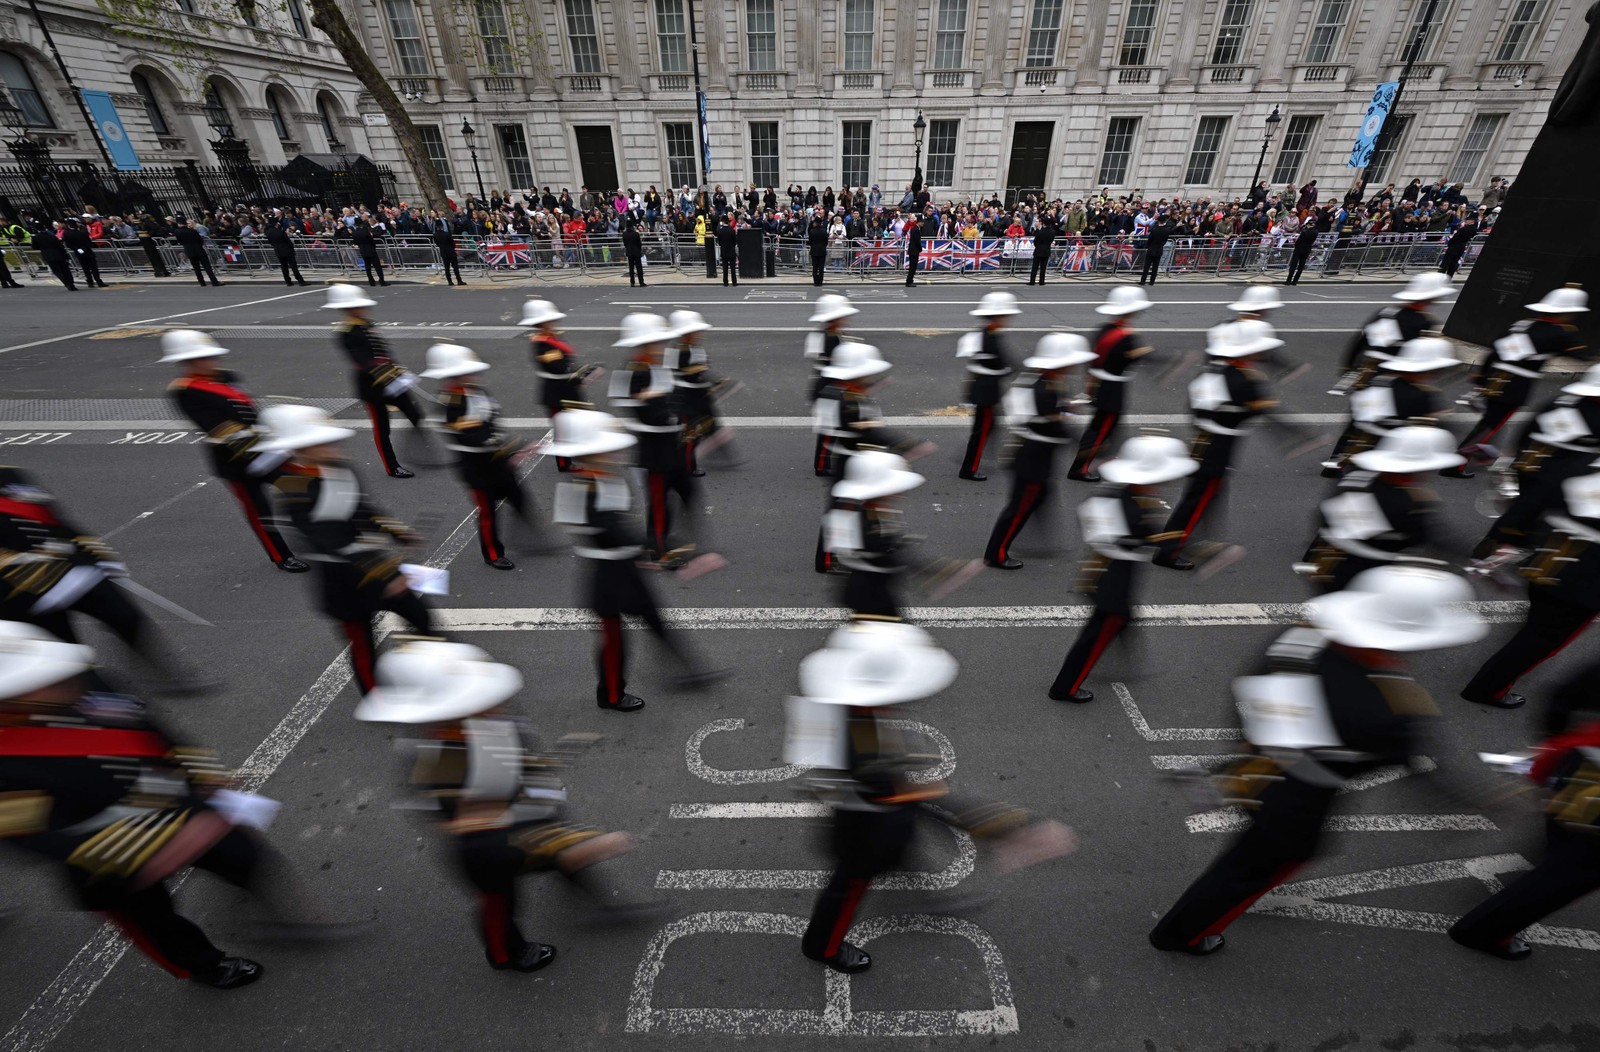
(649, 473), (668, 553)
(471, 490), (501, 560)
(226, 481), (284, 562)
(1080, 413), (1117, 470)
(105, 910), (192, 979)
(967, 408), (993, 471)
(816, 436), (833, 472)
(826, 878), (871, 957)
(342, 622), (376, 693)
(1494, 614), (1597, 700)
(1461, 407), (1518, 452)
(480, 893), (510, 963)
(364, 403), (392, 472)
(1196, 863), (1302, 942)
(1179, 478), (1223, 544)
(996, 483), (1041, 561)
(600, 616), (624, 703)
(1069, 614), (1127, 694)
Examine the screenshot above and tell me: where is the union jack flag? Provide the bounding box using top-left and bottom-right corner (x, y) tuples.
(948, 239), (1004, 270)
(921, 238), (960, 271)
(479, 240), (532, 268)
(1096, 240), (1137, 270)
(850, 239), (904, 268)
(1060, 239), (1093, 273)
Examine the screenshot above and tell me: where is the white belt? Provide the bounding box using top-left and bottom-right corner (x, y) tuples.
(626, 422), (681, 434)
(1196, 419), (1249, 436)
(574, 544), (643, 560)
(535, 369), (571, 380)
(1493, 362), (1543, 379)
(966, 365), (1011, 376)
(1090, 545), (1153, 562)
(1089, 368), (1131, 382)
(1548, 515), (1600, 544)
(1326, 536), (1401, 562)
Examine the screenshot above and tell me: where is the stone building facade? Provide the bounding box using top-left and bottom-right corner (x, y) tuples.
(0, 0), (371, 170)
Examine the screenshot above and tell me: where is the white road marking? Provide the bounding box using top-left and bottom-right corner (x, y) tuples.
(1185, 811), (1498, 833)
(599, 296), (1412, 308)
(684, 717), (955, 786)
(0, 287), (324, 356)
(624, 910), (1018, 1035)
(654, 818), (974, 891)
(100, 479), (209, 541)
(0, 442), (548, 1052)
(1249, 854), (1600, 952)
(670, 802), (829, 819)
(1116, 682), (1243, 742)
(437, 601), (1529, 634)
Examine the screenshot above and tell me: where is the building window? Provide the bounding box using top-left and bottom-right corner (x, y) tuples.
(175, 0), (195, 12)
(202, 81), (235, 138)
(843, 0), (875, 71)
(745, 0), (777, 71)
(416, 123), (453, 186)
(476, 0), (514, 73)
(286, 0), (309, 36)
(933, 0), (968, 69)
(1400, 0), (1447, 60)
(1364, 112), (1411, 184)
(924, 118), (957, 187)
(1271, 114), (1320, 183)
(563, 0), (602, 73)
(266, 90), (291, 141)
(382, 0), (430, 75)
(1450, 113), (1504, 184)
(317, 97), (339, 150)
(1183, 116), (1229, 185)
(496, 124), (534, 188)
(0, 53), (52, 128)
(1303, 0), (1350, 63)
(1209, 0), (1253, 64)
(665, 122), (698, 187)
(1025, 0), (1065, 66)
(1494, 0), (1546, 61)
(1097, 116), (1138, 184)
(237, 0), (257, 27)
(841, 119), (871, 187)
(655, 0), (690, 72)
(750, 121), (780, 187)
(1119, 0), (1159, 65)
(130, 72), (169, 136)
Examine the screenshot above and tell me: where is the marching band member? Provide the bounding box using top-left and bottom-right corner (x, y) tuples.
(956, 291), (1020, 481)
(522, 298), (598, 473)
(325, 283), (428, 479)
(1329, 271), (1454, 397)
(1069, 286), (1156, 482)
(1322, 335), (1460, 477)
(805, 295), (860, 475)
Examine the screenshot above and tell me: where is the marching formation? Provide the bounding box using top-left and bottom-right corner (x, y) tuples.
(2, 275), (1597, 1004)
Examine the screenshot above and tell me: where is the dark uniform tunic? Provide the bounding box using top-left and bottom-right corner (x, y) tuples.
(959, 329), (1014, 478)
(1460, 318), (1587, 454)
(1479, 394), (1600, 553)
(612, 360), (697, 559)
(337, 318), (424, 475)
(1334, 303), (1435, 393)
(1163, 360), (1276, 548)
(1070, 320), (1153, 479)
(985, 372), (1077, 565)
(1304, 471), (1445, 592)
(439, 382), (531, 564)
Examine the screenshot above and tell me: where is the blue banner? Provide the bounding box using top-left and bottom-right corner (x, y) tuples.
(697, 90), (710, 176)
(1348, 81), (1399, 169)
(82, 90), (141, 171)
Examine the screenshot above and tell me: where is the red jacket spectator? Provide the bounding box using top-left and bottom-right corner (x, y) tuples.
(562, 217), (587, 245)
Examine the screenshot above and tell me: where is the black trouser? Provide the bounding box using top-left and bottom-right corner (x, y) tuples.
(905, 253), (919, 285)
(338, 587), (435, 694)
(1163, 473), (1226, 550)
(628, 254), (646, 285)
(644, 466), (700, 558)
(361, 255), (386, 285)
(30, 578), (148, 652)
(1149, 775), (1336, 949)
(1070, 407), (1121, 478)
(1138, 246), (1162, 284)
(1548, 661), (1600, 734)
(1452, 819), (1600, 949)
(362, 393), (424, 474)
(589, 558), (691, 705)
(0, 252), (15, 287)
(814, 434), (838, 476)
(802, 806), (915, 960)
(1457, 400), (1519, 455)
(78, 827), (262, 980)
(1286, 249), (1312, 285)
(1029, 252), (1050, 285)
(460, 454), (530, 563)
(441, 253), (463, 284)
(811, 252), (826, 286)
(186, 253), (218, 286)
(985, 476), (1050, 564)
(224, 476), (295, 564)
(1462, 589), (1597, 704)
(961, 405), (997, 476)
(458, 829), (536, 966)
(721, 255), (736, 285)
(276, 254), (304, 284)
(47, 259), (77, 289)
(78, 249), (105, 287)
(842, 569), (900, 619)
(140, 238), (170, 276)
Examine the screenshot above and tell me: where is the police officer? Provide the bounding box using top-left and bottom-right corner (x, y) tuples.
(957, 291), (1020, 482)
(61, 219), (107, 289)
(904, 213), (923, 288)
(173, 219), (220, 287)
(522, 298), (596, 473)
(421, 343), (547, 571)
(610, 314), (702, 566)
(1049, 436), (1194, 702)
(983, 334), (1094, 569)
(1330, 271), (1453, 396)
(1149, 567), (1485, 955)
(351, 217), (387, 287)
(325, 283), (427, 478)
(715, 216), (738, 286)
(259, 405), (435, 695)
(1323, 336), (1459, 477)
(1447, 285), (1589, 479)
(1028, 210), (1058, 286)
(547, 410), (725, 712)
(1069, 286), (1156, 482)
(805, 294), (859, 474)
(1283, 218), (1320, 285)
(807, 208), (829, 286)
(161, 329), (306, 573)
(432, 216), (464, 286)
(263, 220), (306, 286)
(354, 639), (664, 972)
(623, 220), (646, 288)
(31, 223), (76, 290)
(133, 211), (170, 277)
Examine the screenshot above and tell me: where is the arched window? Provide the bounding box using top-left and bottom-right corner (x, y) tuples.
(202, 80), (234, 138)
(286, 0), (309, 37)
(266, 89), (291, 141)
(130, 71), (170, 136)
(317, 96), (340, 151)
(0, 52), (54, 128)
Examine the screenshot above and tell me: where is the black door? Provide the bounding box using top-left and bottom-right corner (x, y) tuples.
(1005, 122), (1054, 209)
(574, 126), (620, 194)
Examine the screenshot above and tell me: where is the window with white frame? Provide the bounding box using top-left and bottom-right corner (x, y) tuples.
(381, 0), (430, 75)
(496, 124), (534, 187)
(416, 123), (453, 186)
(286, 0), (309, 37)
(317, 97), (340, 150)
(266, 90), (292, 141)
(1400, 0), (1448, 60)
(1119, 0), (1160, 65)
(1210, 0), (1253, 64)
(1364, 112), (1411, 184)
(1450, 114), (1504, 184)
(665, 122), (698, 187)
(750, 121), (780, 187)
(564, 0), (603, 73)
(746, 0), (777, 71)
(131, 72), (170, 136)
(655, 0), (690, 72)
(1303, 0), (1351, 63)
(1271, 114), (1320, 183)
(933, 0), (968, 69)
(1025, 0), (1064, 66)
(1098, 117), (1138, 184)
(476, 0), (514, 73)
(1183, 116), (1229, 184)
(1494, 0), (1546, 61)
(841, 120), (872, 187)
(843, 0), (875, 70)
(925, 119), (958, 186)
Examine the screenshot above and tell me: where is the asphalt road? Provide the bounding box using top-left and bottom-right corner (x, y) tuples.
(0, 277), (1595, 1052)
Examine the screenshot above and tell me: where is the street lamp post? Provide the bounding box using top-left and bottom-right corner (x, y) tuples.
(460, 118), (487, 205)
(1249, 106), (1282, 200)
(911, 111), (926, 196)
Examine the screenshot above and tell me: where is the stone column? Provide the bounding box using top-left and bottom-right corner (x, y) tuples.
(1446, 0), (1502, 85)
(891, 0), (917, 93)
(796, 0), (821, 94)
(1165, 1), (1210, 86)
(1258, 0), (1306, 88)
(980, 3), (1009, 92)
(613, 0), (645, 96)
